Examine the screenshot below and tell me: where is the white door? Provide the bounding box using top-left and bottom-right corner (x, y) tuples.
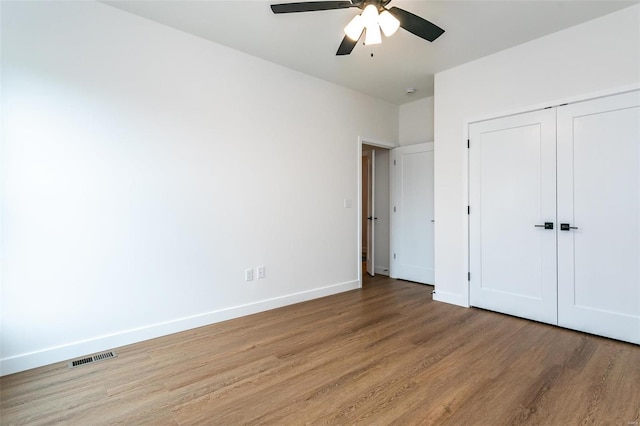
(557, 91), (640, 344)
(469, 109), (558, 325)
(390, 143), (434, 284)
(365, 150), (375, 276)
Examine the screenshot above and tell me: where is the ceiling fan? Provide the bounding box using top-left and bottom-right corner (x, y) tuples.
(270, 0), (445, 56)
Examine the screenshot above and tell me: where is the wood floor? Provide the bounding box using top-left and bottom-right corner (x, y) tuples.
(2, 275), (639, 425)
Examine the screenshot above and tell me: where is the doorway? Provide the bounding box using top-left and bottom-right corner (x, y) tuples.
(360, 142), (392, 284)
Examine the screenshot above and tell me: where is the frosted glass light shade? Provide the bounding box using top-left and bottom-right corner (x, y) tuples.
(344, 15), (365, 41)
(378, 10), (400, 37)
(361, 4), (379, 28)
(364, 24), (382, 45)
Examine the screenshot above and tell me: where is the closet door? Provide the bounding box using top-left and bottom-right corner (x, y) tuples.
(390, 143), (434, 284)
(469, 109), (558, 325)
(557, 91), (640, 344)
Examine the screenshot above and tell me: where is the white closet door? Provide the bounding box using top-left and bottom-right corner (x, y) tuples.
(390, 143), (434, 284)
(557, 91), (640, 344)
(469, 109), (558, 325)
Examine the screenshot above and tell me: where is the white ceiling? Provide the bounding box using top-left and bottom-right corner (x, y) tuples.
(103, 0), (638, 105)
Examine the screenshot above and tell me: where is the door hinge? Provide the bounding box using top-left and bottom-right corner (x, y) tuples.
(468, 272), (471, 281)
(467, 139), (470, 148)
(467, 206), (470, 215)
(393, 206), (396, 213)
(394, 253), (396, 259)
(393, 159), (396, 166)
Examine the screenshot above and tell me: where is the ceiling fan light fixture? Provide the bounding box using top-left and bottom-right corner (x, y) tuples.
(378, 10), (400, 37)
(364, 24), (382, 45)
(270, 0), (445, 56)
(344, 14), (365, 41)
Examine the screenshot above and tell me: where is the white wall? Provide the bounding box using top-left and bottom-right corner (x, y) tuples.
(399, 96), (434, 145)
(433, 5), (640, 307)
(0, 1), (398, 375)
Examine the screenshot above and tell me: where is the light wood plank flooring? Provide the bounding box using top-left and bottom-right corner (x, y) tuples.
(1, 275), (639, 425)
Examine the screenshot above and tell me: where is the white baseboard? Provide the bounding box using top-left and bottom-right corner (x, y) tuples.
(374, 265), (390, 276)
(433, 289), (470, 308)
(0, 280), (359, 376)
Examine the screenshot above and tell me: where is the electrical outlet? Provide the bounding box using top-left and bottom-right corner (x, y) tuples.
(245, 268), (254, 281)
(257, 266), (266, 279)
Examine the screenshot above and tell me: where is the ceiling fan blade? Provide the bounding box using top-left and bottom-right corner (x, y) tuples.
(336, 33), (360, 55)
(271, 1), (357, 14)
(388, 6), (444, 42)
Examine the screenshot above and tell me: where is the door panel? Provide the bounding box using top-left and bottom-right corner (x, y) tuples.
(469, 109), (558, 325)
(391, 143), (434, 284)
(366, 150), (375, 276)
(557, 91), (640, 344)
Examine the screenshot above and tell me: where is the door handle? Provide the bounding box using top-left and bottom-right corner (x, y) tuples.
(560, 223), (579, 231)
(534, 222), (554, 229)
(367, 217), (378, 221)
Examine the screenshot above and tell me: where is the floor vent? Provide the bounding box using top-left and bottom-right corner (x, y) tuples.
(69, 351), (117, 368)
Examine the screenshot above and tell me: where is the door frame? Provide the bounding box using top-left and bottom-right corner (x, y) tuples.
(357, 136), (395, 287)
